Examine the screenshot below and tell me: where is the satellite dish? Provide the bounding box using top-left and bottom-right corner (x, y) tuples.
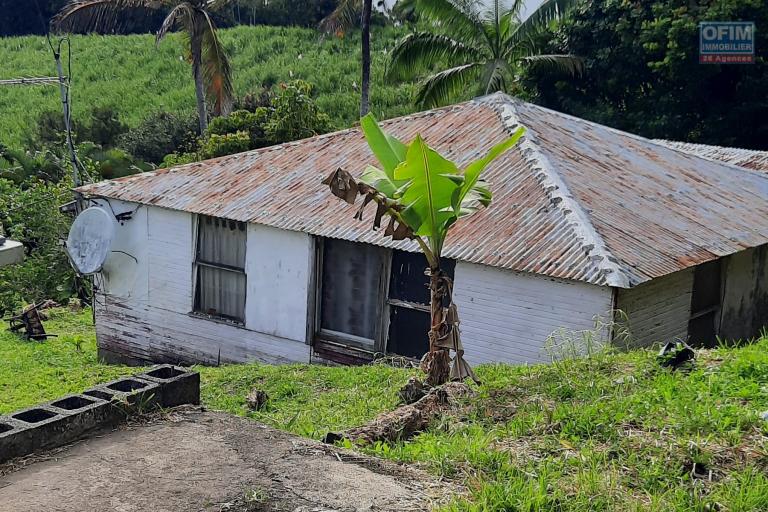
(66, 207), (115, 275)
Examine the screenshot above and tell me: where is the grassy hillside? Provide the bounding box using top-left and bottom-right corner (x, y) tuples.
(0, 25), (417, 148)
(3, 308), (768, 510)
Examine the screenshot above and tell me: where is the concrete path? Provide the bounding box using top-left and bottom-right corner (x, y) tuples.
(0, 409), (448, 512)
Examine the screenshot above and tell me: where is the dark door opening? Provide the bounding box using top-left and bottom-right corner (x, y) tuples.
(386, 250), (455, 359)
(688, 260), (722, 348)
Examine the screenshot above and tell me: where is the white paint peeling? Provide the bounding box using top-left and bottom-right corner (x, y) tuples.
(487, 96), (630, 288)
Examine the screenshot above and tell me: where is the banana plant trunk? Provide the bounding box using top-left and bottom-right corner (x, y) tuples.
(425, 266), (452, 386)
(191, 37), (208, 134)
(359, 0), (372, 117)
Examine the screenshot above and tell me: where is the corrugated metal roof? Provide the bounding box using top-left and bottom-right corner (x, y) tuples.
(655, 140), (768, 173)
(77, 93), (768, 288)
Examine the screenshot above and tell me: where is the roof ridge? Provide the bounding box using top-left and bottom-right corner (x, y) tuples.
(653, 139), (768, 176)
(483, 95), (630, 288)
(490, 92), (768, 181)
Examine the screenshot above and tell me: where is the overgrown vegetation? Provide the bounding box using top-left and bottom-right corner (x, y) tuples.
(3, 308), (768, 511)
(0, 179), (78, 315)
(0, 24), (414, 149)
(525, 0), (768, 149)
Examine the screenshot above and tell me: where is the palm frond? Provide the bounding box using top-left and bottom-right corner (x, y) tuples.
(156, 2), (195, 44)
(411, 0), (485, 43)
(415, 62), (481, 108)
(478, 58), (510, 95)
(520, 54), (584, 76)
(204, 0), (233, 11)
(513, 0), (577, 40)
(319, 0), (360, 34)
(200, 9), (233, 116)
(387, 32), (485, 80)
(52, 0), (157, 33)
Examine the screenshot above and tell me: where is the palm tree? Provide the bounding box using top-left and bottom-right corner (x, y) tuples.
(53, 0), (234, 133)
(388, 0), (582, 108)
(320, 0), (374, 117)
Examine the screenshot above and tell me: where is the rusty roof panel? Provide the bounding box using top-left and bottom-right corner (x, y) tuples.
(656, 140), (768, 173)
(77, 94), (768, 288)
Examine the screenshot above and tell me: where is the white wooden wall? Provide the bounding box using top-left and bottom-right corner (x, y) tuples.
(95, 201), (311, 365)
(452, 262), (614, 365)
(720, 247), (768, 341)
(615, 268), (693, 348)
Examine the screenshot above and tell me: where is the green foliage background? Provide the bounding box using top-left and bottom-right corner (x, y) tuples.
(0, 24), (416, 148)
(526, 0), (768, 149)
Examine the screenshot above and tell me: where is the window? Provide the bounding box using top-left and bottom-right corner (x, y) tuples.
(193, 215), (246, 323)
(317, 238), (387, 351)
(315, 241), (456, 360)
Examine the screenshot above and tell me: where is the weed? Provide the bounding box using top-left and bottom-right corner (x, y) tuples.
(4, 308), (768, 511)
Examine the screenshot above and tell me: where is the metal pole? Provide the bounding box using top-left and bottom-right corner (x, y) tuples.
(53, 43), (85, 212)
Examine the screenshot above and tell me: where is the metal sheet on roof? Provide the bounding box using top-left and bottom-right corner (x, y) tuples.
(77, 94), (768, 288)
(655, 140), (768, 173)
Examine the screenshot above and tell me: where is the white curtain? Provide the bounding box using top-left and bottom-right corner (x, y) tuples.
(195, 216), (246, 321)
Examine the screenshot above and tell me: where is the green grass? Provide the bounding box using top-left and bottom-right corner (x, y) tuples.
(3, 308), (768, 511)
(0, 25), (418, 148)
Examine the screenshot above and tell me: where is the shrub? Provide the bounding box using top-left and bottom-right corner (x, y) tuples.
(265, 80), (333, 142)
(118, 111), (199, 164)
(199, 131), (251, 159)
(33, 110), (69, 147)
(161, 152), (199, 168)
(33, 106), (127, 149)
(207, 108), (271, 149)
(234, 87), (273, 113)
(0, 178), (77, 315)
(0, 146), (67, 185)
(79, 106), (128, 148)
(78, 143), (152, 180)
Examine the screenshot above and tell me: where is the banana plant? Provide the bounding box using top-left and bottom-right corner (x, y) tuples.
(323, 114), (524, 386)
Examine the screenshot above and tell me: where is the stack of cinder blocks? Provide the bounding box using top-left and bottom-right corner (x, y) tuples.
(0, 365), (200, 464)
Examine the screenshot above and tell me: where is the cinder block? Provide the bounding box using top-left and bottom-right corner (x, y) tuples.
(0, 368), (200, 464)
(136, 365), (200, 407)
(0, 416), (35, 462)
(96, 376), (162, 409)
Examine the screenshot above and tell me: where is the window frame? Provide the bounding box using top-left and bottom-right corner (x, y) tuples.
(313, 237), (391, 354)
(191, 215), (248, 325)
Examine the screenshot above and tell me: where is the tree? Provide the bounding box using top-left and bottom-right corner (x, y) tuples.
(524, 0), (768, 150)
(319, 0), (374, 116)
(53, 0), (234, 133)
(388, 0), (582, 108)
(323, 114), (524, 385)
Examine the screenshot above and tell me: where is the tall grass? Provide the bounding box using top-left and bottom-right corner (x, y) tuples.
(0, 25), (417, 148)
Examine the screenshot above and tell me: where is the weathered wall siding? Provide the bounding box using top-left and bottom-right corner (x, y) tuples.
(453, 262), (613, 365)
(244, 224), (312, 342)
(720, 246), (768, 340)
(616, 268), (693, 348)
(147, 207), (193, 314)
(96, 203), (311, 365)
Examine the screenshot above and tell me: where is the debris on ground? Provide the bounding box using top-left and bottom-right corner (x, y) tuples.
(246, 389), (269, 411)
(324, 382), (475, 445)
(657, 340), (695, 370)
(398, 376), (429, 405)
(6, 302), (57, 341)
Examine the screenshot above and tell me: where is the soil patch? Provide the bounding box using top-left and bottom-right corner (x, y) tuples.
(0, 408), (451, 511)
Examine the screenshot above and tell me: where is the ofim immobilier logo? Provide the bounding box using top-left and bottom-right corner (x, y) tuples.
(700, 22), (755, 64)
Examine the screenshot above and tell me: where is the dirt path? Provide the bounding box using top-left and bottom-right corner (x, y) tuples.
(0, 408), (450, 511)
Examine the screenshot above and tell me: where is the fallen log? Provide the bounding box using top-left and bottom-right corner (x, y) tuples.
(323, 381), (474, 445)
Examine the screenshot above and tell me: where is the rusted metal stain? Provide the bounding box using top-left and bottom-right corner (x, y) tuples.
(77, 93), (768, 288)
